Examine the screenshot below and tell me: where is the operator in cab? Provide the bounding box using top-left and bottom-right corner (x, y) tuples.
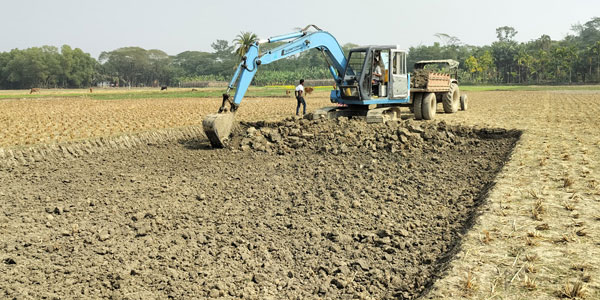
(372, 53), (383, 95)
(295, 79), (306, 116)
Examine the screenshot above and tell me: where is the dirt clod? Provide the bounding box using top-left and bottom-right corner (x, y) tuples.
(98, 231), (110, 241)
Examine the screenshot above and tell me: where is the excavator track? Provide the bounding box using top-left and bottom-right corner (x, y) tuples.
(310, 106), (402, 123)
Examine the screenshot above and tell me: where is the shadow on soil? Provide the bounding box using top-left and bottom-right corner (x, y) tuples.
(420, 130), (522, 299)
(177, 137), (213, 150)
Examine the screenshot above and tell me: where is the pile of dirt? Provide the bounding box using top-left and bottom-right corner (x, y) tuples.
(231, 116), (501, 156)
(0, 118), (520, 299)
(411, 69), (431, 88)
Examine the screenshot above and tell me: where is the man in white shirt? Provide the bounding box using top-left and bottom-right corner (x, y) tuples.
(373, 64), (382, 82)
(295, 79), (306, 116)
(372, 54), (383, 96)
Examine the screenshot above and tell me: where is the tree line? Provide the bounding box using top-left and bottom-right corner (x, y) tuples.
(0, 45), (98, 89)
(1, 17), (599, 89)
(409, 18), (600, 84)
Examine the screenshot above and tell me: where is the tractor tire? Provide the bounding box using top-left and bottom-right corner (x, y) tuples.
(421, 92), (437, 120)
(413, 93), (423, 120)
(443, 83), (460, 113)
(460, 94), (468, 111)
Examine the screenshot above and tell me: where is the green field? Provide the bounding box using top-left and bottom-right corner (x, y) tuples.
(460, 84), (600, 91)
(0, 86), (338, 100)
(1, 85), (599, 101)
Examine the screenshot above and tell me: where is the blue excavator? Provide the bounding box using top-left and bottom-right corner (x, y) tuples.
(202, 25), (464, 147)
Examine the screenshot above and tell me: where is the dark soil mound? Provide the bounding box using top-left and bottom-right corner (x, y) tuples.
(0, 118), (520, 299)
(231, 117), (509, 156)
(410, 69), (432, 89)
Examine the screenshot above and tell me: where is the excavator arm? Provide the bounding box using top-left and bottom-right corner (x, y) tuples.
(203, 26), (348, 147)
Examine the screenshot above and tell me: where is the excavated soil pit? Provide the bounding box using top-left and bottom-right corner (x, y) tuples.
(0, 118), (520, 299)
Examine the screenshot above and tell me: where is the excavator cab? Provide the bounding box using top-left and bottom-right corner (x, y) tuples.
(338, 46), (408, 102)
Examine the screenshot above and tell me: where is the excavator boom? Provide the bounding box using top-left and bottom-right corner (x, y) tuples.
(203, 26), (347, 147)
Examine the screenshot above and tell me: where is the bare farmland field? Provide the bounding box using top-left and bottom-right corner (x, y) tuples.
(0, 88), (333, 148)
(1, 88), (599, 299)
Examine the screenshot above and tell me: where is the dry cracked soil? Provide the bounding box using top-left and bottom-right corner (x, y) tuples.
(1, 117), (520, 299)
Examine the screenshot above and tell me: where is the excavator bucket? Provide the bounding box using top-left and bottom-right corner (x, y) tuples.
(202, 112), (235, 148)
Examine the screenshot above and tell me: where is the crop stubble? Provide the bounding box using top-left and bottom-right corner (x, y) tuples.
(427, 91), (600, 299)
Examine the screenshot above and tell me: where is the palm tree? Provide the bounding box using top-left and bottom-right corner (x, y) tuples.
(233, 32), (258, 59)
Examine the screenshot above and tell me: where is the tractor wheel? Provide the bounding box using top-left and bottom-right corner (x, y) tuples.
(413, 93), (423, 120)
(421, 92), (437, 120)
(443, 83), (460, 113)
(460, 94), (468, 111)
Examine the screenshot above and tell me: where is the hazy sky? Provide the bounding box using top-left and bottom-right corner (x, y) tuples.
(2, 0), (598, 59)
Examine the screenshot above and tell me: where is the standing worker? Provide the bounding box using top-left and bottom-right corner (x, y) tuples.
(295, 79), (306, 116)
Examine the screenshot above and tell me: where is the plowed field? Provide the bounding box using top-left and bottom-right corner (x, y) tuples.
(1, 89), (599, 299)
